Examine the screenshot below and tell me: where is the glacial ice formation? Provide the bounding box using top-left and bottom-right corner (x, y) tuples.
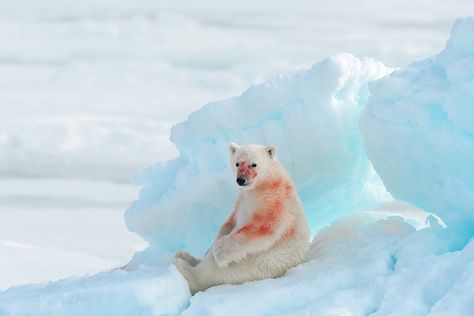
(361, 15), (474, 247)
(125, 53), (393, 266)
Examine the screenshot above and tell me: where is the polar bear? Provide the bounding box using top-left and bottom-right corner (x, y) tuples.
(175, 143), (310, 294)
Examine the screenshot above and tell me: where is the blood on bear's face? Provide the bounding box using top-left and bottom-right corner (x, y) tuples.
(229, 143), (276, 189)
(234, 160), (258, 187)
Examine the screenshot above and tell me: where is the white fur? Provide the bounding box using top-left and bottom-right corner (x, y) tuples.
(175, 144), (310, 294)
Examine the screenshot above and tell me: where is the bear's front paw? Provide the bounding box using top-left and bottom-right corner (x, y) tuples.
(213, 238), (230, 267)
(213, 236), (240, 267)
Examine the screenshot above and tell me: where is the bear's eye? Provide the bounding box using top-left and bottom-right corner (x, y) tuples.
(251, 163), (257, 168)
(235, 162), (240, 167)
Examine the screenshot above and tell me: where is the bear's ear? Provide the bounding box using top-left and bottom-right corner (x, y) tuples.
(265, 145), (276, 159)
(229, 143), (240, 155)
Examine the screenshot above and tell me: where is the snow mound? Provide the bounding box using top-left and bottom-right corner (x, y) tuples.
(184, 213), (474, 316)
(361, 15), (474, 247)
(0, 266), (190, 316)
(3, 211), (473, 315)
(125, 53), (393, 266)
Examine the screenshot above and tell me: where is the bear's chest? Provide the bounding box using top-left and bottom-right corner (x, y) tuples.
(233, 194), (258, 229)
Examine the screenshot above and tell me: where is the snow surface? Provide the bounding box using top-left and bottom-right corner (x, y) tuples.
(183, 212), (474, 316)
(0, 179), (146, 290)
(0, 265), (190, 316)
(1, 11), (474, 316)
(2, 209), (474, 315)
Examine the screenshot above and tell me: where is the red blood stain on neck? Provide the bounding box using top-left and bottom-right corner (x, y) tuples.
(233, 165), (297, 241)
(255, 179), (282, 192)
(236, 199), (284, 238)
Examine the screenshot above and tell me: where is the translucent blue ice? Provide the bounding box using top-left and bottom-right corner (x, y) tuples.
(361, 15), (474, 248)
(125, 53), (392, 266)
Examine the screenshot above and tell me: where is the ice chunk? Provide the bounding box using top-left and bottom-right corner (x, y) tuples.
(125, 53), (393, 266)
(361, 15), (474, 247)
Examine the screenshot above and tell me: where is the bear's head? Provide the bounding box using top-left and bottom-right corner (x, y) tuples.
(229, 143), (277, 189)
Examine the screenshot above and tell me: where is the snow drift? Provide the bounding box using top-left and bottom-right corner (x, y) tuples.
(361, 15), (474, 247)
(125, 53), (393, 266)
(183, 212), (474, 316)
(2, 210), (474, 315)
(0, 266), (190, 316)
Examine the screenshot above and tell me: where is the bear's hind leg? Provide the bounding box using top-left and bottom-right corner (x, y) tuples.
(189, 251), (264, 292)
(175, 258), (203, 294)
(177, 250), (279, 294)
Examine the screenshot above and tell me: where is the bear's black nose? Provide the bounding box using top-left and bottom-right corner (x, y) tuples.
(236, 177), (246, 186)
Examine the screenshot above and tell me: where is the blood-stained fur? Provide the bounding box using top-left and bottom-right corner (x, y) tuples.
(175, 144), (310, 294)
